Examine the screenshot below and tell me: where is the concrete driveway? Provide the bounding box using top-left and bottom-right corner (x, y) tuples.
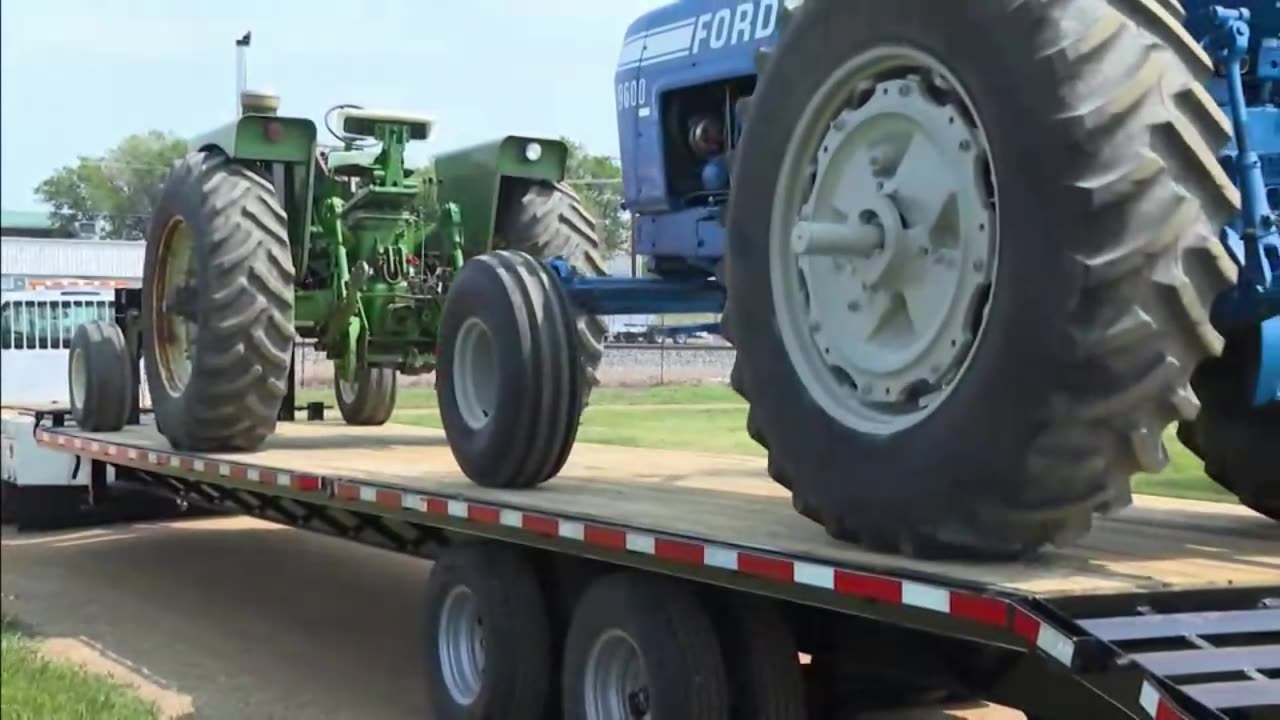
(2, 516), (432, 720)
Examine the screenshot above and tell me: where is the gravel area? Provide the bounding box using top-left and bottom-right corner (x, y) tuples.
(294, 344), (737, 389)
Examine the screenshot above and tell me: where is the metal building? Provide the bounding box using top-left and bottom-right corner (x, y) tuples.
(1, 236), (143, 291)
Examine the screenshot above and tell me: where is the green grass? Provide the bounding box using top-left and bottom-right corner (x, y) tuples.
(309, 381), (1230, 504)
(0, 617), (158, 720)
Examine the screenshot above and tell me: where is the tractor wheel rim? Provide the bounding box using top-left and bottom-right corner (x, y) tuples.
(452, 318), (498, 430)
(153, 217), (197, 397)
(70, 346), (87, 409)
(769, 46), (999, 435)
(584, 629), (650, 720)
(438, 586), (485, 706)
(337, 376), (359, 404)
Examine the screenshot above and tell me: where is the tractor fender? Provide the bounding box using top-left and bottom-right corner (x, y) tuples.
(188, 115), (317, 165)
(433, 136), (570, 256)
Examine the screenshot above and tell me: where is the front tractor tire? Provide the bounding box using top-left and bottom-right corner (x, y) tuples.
(68, 320), (133, 433)
(1178, 329), (1280, 520)
(143, 151), (296, 452)
(437, 250), (585, 489)
(724, 0), (1239, 556)
(335, 366), (398, 426)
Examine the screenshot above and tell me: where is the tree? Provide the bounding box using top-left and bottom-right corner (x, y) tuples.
(561, 138), (629, 254)
(35, 131), (187, 240)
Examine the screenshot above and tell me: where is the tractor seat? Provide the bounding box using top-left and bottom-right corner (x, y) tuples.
(335, 107), (435, 142)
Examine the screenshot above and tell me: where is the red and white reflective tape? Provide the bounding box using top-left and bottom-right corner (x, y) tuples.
(36, 431), (321, 492)
(1012, 607), (1077, 666)
(332, 478), (1014, 627)
(36, 428), (1110, 677)
(1139, 681), (1188, 720)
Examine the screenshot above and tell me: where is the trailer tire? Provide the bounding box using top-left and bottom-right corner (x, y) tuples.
(1178, 328), (1280, 520)
(723, 0), (1239, 557)
(143, 151), (295, 452)
(335, 366), (397, 426)
(68, 320), (133, 432)
(424, 543), (553, 720)
(495, 179), (607, 407)
(711, 597), (807, 720)
(562, 573), (729, 720)
(438, 250), (584, 488)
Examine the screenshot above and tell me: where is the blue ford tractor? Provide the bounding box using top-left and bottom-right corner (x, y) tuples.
(436, 0), (1279, 558)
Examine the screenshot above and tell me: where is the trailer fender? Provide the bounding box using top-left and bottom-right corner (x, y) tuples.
(433, 136), (570, 256)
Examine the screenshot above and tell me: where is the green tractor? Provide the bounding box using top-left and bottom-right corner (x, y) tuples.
(69, 89), (606, 451)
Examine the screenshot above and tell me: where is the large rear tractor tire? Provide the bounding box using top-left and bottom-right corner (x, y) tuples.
(724, 0), (1239, 557)
(1178, 328), (1280, 519)
(143, 151), (296, 452)
(437, 250), (585, 488)
(494, 179), (607, 406)
(335, 366), (397, 426)
(68, 320), (133, 433)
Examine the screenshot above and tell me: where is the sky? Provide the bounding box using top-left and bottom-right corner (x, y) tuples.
(0, 0), (667, 211)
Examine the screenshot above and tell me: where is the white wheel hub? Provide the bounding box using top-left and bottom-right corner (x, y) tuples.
(771, 48), (999, 434)
(452, 318), (498, 430)
(70, 346), (87, 408)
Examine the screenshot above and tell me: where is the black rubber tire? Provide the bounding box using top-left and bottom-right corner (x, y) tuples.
(1178, 327), (1280, 520)
(723, 0), (1239, 557)
(143, 151), (295, 452)
(562, 573), (729, 720)
(710, 597), (807, 720)
(335, 366), (397, 426)
(423, 542), (553, 720)
(68, 320), (132, 432)
(437, 250), (584, 489)
(494, 179), (607, 407)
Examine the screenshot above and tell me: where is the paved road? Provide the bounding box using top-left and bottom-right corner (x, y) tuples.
(2, 516), (432, 720)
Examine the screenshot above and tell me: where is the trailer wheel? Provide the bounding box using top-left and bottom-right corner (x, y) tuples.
(142, 150), (295, 452)
(1178, 328), (1280, 520)
(438, 250), (584, 488)
(562, 573), (729, 720)
(723, 0), (1239, 556)
(495, 179), (607, 407)
(334, 366), (397, 426)
(68, 320), (133, 432)
(423, 542), (553, 720)
(711, 598), (807, 720)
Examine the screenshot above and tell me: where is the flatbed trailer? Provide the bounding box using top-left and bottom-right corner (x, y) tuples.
(22, 411), (1278, 720)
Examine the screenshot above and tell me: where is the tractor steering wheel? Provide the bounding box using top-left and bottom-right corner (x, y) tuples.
(324, 103), (378, 148)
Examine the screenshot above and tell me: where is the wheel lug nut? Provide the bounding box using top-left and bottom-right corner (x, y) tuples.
(972, 258), (985, 272)
(847, 300), (861, 312)
(959, 139), (972, 152)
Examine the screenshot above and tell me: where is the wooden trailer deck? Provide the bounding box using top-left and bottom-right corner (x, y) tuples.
(47, 420), (1280, 598)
